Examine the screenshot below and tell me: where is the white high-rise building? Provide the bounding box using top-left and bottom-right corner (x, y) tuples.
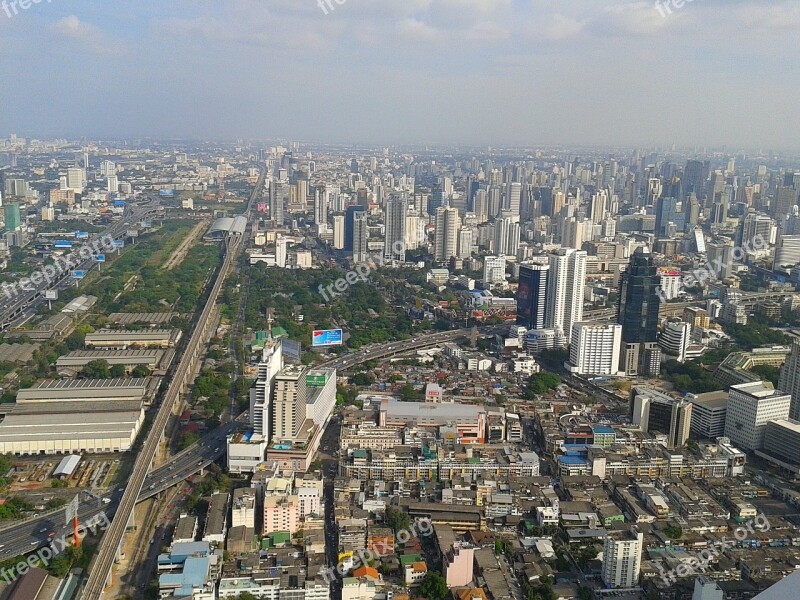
(276, 235), (288, 268)
(250, 339), (284, 440)
(724, 381), (791, 451)
(106, 175), (119, 194)
(567, 322), (622, 376)
(66, 167), (86, 194)
(434, 206), (459, 263)
(658, 320), (693, 362)
(602, 528), (643, 589)
(352, 211), (369, 263)
(384, 195), (407, 261)
(99, 160), (115, 177)
(332, 215), (345, 250)
(506, 182), (521, 216)
(483, 255), (507, 284)
(314, 187), (328, 226)
(546, 248), (587, 345)
(272, 365), (307, 441)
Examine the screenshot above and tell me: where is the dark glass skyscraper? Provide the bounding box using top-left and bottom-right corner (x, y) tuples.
(344, 205), (365, 252)
(654, 196), (685, 237)
(516, 264), (549, 330)
(617, 246), (662, 375)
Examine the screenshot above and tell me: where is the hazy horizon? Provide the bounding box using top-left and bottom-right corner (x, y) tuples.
(1, 0), (798, 149)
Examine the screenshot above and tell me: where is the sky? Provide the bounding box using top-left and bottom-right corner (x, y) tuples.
(0, 0), (798, 149)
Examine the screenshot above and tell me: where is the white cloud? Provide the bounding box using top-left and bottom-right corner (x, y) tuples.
(51, 15), (124, 54)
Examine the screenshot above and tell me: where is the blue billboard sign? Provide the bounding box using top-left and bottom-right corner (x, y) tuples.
(72, 270), (85, 279)
(113, 240), (124, 248)
(141, 220), (152, 228)
(312, 329), (343, 347)
(159, 189), (174, 197)
(95, 255), (105, 263)
(114, 200), (126, 207)
(75, 231), (89, 239)
(54, 240), (73, 249)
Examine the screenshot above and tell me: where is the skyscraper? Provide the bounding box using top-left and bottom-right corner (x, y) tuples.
(344, 205), (365, 252)
(654, 196), (685, 237)
(434, 206), (459, 263)
(272, 365), (307, 441)
(546, 248), (587, 345)
(352, 211), (369, 263)
(724, 381), (791, 451)
(517, 263), (549, 330)
(270, 180), (288, 226)
(384, 195), (407, 261)
(618, 246), (662, 376)
(3, 202), (20, 232)
(567, 322), (622, 376)
(332, 215), (345, 250)
(250, 337), (284, 440)
(313, 187), (328, 226)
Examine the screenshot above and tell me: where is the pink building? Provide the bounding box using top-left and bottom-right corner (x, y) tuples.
(263, 495), (299, 535)
(444, 543), (475, 587)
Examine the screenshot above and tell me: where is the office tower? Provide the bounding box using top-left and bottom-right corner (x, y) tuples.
(344, 205), (365, 252)
(99, 160), (115, 176)
(106, 175), (118, 194)
(350, 158), (358, 174)
(709, 191), (728, 224)
(779, 340), (800, 420)
(546, 248), (587, 345)
(3, 202), (20, 232)
(655, 196), (685, 237)
(313, 188), (328, 226)
(590, 190), (608, 224)
(270, 180), (288, 226)
(457, 228), (473, 259)
(332, 215), (345, 250)
(325, 185), (342, 213)
(724, 381), (791, 451)
(567, 322), (622, 376)
(562, 217), (585, 250)
(517, 264), (549, 330)
(618, 246), (662, 376)
(250, 338), (284, 440)
(684, 193), (700, 231)
(740, 211), (772, 253)
(775, 234), (800, 272)
(272, 365), (307, 441)
(483, 255), (507, 284)
(707, 240), (734, 279)
(658, 320), (692, 362)
(602, 528), (643, 589)
(473, 189), (488, 221)
(275, 235), (288, 268)
(405, 211), (425, 250)
(763, 419), (800, 466)
(384, 195), (407, 261)
(3, 178), (28, 197)
(505, 182), (521, 216)
(646, 178), (662, 206)
(551, 189), (565, 217)
(684, 160), (709, 196)
(692, 577), (724, 600)
(686, 391), (729, 439)
(773, 186), (797, 219)
(66, 167), (86, 193)
(428, 182), (444, 215)
(630, 388), (693, 448)
(352, 211), (369, 263)
(487, 185), (502, 218)
(434, 206), (459, 263)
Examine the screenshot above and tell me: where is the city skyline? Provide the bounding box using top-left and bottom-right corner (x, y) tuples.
(0, 1), (798, 148)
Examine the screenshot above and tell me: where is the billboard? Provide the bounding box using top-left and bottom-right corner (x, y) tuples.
(141, 220), (152, 228)
(114, 200), (126, 207)
(113, 240), (124, 248)
(257, 202), (267, 213)
(72, 270), (85, 279)
(75, 231), (89, 239)
(44, 290), (58, 300)
(159, 189), (174, 197)
(306, 373), (329, 387)
(312, 329), (342, 347)
(54, 240), (73, 249)
(95, 254), (106, 263)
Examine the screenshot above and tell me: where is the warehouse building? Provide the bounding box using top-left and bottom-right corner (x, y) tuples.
(0, 400), (145, 455)
(84, 328), (182, 349)
(55, 349), (175, 376)
(16, 378), (156, 405)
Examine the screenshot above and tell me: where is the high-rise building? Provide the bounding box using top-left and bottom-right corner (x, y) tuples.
(344, 205), (365, 252)
(3, 202), (20, 232)
(428, 182), (444, 215)
(618, 246), (662, 376)
(590, 190), (608, 224)
(567, 322), (622, 376)
(106, 175), (118, 194)
(740, 211), (772, 253)
(332, 215), (345, 250)
(658, 320), (692, 362)
(66, 167), (86, 194)
(773, 186), (798, 219)
(483, 255), (507, 284)
(778, 339), (800, 421)
(505, 182), (521, 216)
(516, 264), (549, 330)
(546, 248), (587, 345)
(457, 228), (473, 259)
(655, 196), (685, 237)
(352, 211), (369, 263)
(384, 195), (407, 261)
(272, 365), (307, 441)
(684, 193), (700, 231)
(269, 180), (288, 226)
(724, 381), (791, 451)
(630, 387), (693, 448)
(707, 239), (734, 279)
(250, 338), (284, 440)
(686, 391), (729, 440)
(692, 577), (724, 600)
(275, 235), (288, 268)
(434, 206), (459, 263)
(313, 187), (328, 226)
(601, 528), (643, 589)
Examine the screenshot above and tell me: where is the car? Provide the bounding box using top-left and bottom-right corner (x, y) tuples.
(149, 484), (155, 489)
(39, 527), (48, 533)
(197, 461), (203, 465)
(213, 447), (220, 453)
(31, 541), (39, 546)
(102, 498), (111, 504)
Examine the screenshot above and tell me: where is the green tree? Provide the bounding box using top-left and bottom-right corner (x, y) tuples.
(386, 507), (410, 533)
(132, 365), (151, 378)
(81, 359), (111, 379)
(110, 364), (127, 378)
(419, 572), (448, 600)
